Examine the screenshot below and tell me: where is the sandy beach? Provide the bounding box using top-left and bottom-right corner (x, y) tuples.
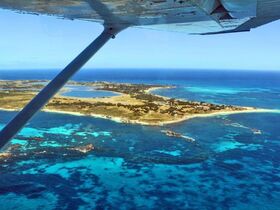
(1, 106), (277, 127)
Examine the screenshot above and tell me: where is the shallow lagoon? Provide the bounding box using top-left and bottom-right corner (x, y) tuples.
(1, 111), (280, 209)
(62, 85), (120, 98)
(0, 69), (280, 209)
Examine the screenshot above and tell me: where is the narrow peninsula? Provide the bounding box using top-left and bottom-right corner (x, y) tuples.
(0, 80), (263, 125)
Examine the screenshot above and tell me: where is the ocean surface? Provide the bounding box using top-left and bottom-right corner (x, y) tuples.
(62, 85), (120, 98)
(0, 69), (280, 210)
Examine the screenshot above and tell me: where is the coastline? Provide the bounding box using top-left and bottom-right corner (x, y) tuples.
(144, 86), (171, 94)
(0, 107), (19, 112)
(155, 108), (280, 126)
(1, 106), (279, 126)
(144, 86), (174, 99)
(1, 81), (279, 127)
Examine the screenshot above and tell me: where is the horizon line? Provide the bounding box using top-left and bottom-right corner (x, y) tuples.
(0, 68), (280, 72)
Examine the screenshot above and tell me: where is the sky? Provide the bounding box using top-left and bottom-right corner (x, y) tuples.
(0, 9), (280, 70)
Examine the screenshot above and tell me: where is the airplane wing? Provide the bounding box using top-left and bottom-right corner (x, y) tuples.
(0, 0), (279, 34)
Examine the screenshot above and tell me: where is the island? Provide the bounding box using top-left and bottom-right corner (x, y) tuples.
(0, 80), (263, 126)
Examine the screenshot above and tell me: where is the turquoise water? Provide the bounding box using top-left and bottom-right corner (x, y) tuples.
(61, 85), (120, 98)
(0, 69), (280, 209)
(153, 84), (280, 108)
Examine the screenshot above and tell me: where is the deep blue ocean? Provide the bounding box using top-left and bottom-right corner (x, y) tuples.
(0, 69), (280, 210)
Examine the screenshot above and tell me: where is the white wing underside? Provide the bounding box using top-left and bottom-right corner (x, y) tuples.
(0, 0), (279, 34)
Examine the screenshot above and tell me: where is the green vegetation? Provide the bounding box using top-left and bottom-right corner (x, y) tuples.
(0, 80), (251, 125)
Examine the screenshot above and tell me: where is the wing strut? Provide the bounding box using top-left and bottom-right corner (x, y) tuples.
(0, 26), (124, 149)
